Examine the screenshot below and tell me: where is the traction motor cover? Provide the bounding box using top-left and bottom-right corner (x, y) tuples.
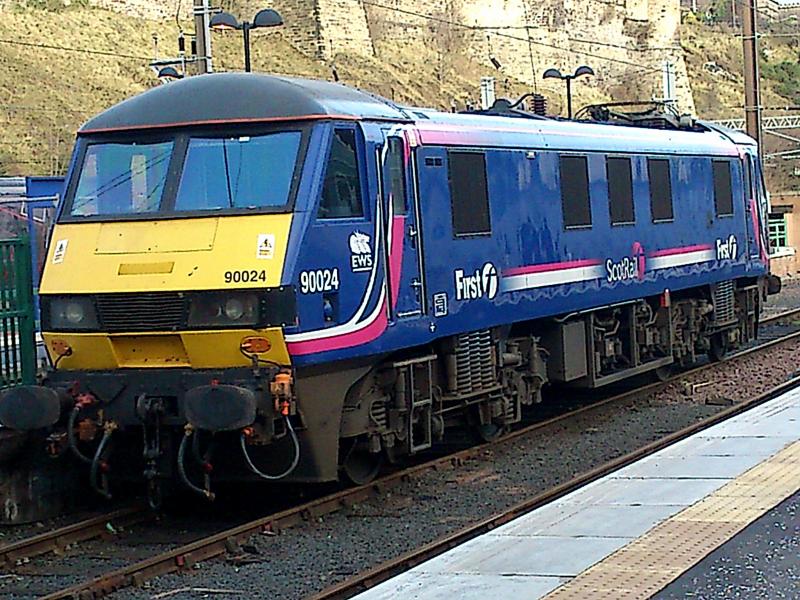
(0, 386), (63, 430)
(184, 384), (257, 432)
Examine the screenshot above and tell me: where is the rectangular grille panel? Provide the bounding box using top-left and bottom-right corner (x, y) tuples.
(712, 280), (736, 325)
(454, 329), (495, 394)
(95, 292), (187, 332)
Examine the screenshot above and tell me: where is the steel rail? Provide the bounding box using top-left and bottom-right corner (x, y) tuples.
(39, 326), (800, 600)
(760, 305), (800, 325)
(312, 372), (800, 600)
(0, 505), (149, 569)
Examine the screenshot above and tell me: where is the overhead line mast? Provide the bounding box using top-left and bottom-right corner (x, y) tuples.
(742, 0), (762, 156)
(194, 0), (213, 74)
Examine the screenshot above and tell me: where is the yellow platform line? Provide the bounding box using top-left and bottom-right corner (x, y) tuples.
(542, 440), (800, 600)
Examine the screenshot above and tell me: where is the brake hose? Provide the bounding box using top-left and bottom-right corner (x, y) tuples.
(240, 417), (300, 480)
(177, 428), (215, 500)
(67, 403), (94, 464)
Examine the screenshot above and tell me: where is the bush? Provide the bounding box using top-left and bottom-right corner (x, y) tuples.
(761, 60), (800, 102)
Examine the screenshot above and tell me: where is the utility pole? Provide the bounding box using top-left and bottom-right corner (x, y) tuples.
(662, 61), (676, 107)
(742, 0), (762, 156)
(194, 0), (213, 74)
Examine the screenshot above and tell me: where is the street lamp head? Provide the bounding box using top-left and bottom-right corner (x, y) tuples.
(574, 65), (595, 78)
(543, 67), (563, 80)
(210, 12), (241, 31)
(489, 55), (502, 70)
(157, 66), (184, 83)
(252, 8), (283, 28)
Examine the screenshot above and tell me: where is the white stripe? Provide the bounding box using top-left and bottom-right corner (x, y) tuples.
(648, 249), (716, 271)
(285, 125), (406, 344)
(501, 264), (605, 292)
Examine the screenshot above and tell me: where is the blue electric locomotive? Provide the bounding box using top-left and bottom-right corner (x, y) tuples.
(0, 74), (777, 495)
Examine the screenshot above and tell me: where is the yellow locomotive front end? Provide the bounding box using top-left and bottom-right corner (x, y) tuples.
(41, 214), (293, 372)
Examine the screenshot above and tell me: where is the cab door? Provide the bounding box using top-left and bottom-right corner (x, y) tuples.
(379, 133), (425, 319)
(742, 154), (759, 260)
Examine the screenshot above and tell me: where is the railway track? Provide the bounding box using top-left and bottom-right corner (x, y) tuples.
(310, 371), (800, 600)
(4, 307), (800, 599)
(0, 506), (150, 571)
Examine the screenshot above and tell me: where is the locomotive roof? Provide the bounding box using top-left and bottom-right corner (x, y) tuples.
(79, 73), (752, 158)
(80, 73), (410, 134)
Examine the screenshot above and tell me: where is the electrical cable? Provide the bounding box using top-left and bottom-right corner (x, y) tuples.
(175, 0), (184, 33)
(90, 427), (113, 500)
(67, 403), (94, 464)
(239, 346), (289, 369)
(240, 418), (300, 480)
(0, 38), (149, 60)
(352, 0), (664, 74)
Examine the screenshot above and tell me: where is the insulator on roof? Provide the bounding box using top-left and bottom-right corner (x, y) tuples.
(531, 94), (547, 117)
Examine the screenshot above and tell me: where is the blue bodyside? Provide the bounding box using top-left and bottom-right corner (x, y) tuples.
(282, 114), (768, 366)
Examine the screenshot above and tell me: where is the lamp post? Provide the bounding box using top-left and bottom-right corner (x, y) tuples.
(209, 8), (283, 73)
(543, 65), (595, 119)
(157, 66), (184, 83)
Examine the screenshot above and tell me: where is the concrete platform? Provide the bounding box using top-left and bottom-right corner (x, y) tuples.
(354, 387), (800, 600)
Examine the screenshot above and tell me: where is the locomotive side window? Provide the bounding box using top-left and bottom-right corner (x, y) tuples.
(647, 158), (673, 222)
(560, 155), (592, 228)
(318, 129), (364, 219)
(743, 155), (753, 200)
(607, 156), (634, 225)
(448, 151), (491, 236)
(386, 137), (407, 216)
(713, 159), (734, 217)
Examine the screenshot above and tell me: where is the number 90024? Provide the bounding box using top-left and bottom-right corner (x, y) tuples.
(225, 270), (267, 284)
(299, 268), (340, 293)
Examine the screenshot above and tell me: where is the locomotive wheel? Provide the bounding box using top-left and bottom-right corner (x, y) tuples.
(653, 364), (675, 382)
(475, 422), (508, 443)
(708, 333), (729, 362)
(341, 440), (382, 486)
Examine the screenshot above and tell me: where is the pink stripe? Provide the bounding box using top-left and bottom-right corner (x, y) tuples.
(503, 258), (602, 277)
(287, 311), (388, 356)
(390, 216), (405, 310)
(750, 198), (768, 264)
(649, 244), (713, 258)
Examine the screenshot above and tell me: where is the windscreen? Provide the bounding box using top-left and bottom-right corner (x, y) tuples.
(65, 130), (303, 219)
(174, 132), (301, 211)
(70, 141), (173, 217)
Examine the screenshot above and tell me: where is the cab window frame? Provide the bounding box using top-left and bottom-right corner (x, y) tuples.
(57, 123), (311, 223)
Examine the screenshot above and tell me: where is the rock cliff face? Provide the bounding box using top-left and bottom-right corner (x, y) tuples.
(286, 0), (694, 112)
(50, 0), (696, 112)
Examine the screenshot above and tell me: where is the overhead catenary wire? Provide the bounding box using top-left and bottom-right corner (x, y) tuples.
(0, 38), (149, 60)
(353, 0), (666, 74)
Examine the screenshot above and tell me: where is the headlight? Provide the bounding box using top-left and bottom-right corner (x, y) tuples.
(188, 293), (259, 328)
(46, 296), (99, 330)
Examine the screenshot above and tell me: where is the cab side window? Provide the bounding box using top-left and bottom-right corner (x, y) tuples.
(318, 129), (364, 219)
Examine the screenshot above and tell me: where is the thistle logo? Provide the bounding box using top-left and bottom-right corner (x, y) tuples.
(349, 231), (373, 272)
(632, 241), (646, 281)
(455, 262), (498, 301)
(716, 235), (738, 261)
